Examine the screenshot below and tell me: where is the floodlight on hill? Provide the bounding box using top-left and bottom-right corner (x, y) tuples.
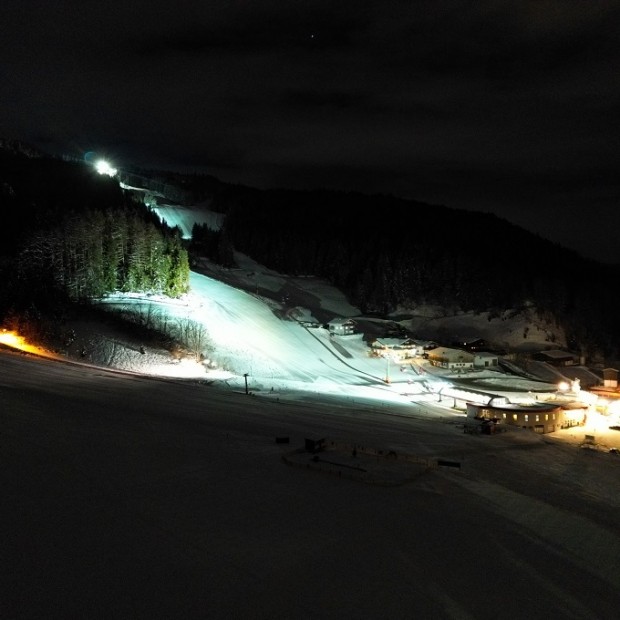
(95, 159), (117, 177)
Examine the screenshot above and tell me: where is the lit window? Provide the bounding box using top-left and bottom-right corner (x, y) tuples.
(525, 415), (529, 422)
(536, 414), (540, 422)
(513, 414), (517, 421)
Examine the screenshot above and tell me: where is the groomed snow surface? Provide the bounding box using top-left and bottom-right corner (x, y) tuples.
(4, 206), (620, 618)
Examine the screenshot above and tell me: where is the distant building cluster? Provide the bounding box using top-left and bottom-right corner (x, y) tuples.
(322, 316), (613, 435)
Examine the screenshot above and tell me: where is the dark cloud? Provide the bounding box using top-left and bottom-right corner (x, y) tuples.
(1, 0), (620, 262)
(135, 8), (364, 56)
(280, 89), (360, 112)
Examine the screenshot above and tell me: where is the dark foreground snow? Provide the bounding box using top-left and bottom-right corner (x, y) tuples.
(2, 349), (620, 619)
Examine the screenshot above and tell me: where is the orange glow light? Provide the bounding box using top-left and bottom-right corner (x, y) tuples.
(0, 330), (52, 356)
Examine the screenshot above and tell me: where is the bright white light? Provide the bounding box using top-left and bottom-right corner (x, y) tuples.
(577, 390), (598, 406)
(95, 159), (118, 177)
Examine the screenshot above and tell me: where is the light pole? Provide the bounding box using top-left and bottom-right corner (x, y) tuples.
(385, 355), (391, 383)
(243, 373), (249, 395)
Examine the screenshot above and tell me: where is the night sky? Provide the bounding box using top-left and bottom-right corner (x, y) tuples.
(2, 1), (619, 263)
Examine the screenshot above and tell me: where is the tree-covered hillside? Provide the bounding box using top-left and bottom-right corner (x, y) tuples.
(0, 146), (190, 336)
(2, 141), (619, 361)
(200, 182), (620, 360)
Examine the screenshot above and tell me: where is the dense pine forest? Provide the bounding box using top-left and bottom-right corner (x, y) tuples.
(2, 140), (620, 360)
(201, 182), (620, 359)
(0, 145), (190, 338)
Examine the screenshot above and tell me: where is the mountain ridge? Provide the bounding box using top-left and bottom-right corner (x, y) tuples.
(1, 139), (618, 362)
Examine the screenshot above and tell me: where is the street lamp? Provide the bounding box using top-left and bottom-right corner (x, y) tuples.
(384, 354), (392, 383)
(243, 373), (249, 395)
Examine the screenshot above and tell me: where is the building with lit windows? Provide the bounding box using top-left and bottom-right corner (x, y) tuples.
(427, 346), (474, 371)
(327, 318), (356, 336)
(466, 401), (586, 434)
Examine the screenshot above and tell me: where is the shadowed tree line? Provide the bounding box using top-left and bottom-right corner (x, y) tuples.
(202, 183), (620, 360)
(17, 207), (189, 300)
(0, 148), (190, 337)
(2, 143), (619, 361)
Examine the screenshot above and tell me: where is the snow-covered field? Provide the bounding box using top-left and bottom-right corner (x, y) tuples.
(29, 198), (608, 439)
(3, 329), (620, 618)
(32, 244), (616, 449)
(4, 205), (620, 618)
(51, 255), (560, 407)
